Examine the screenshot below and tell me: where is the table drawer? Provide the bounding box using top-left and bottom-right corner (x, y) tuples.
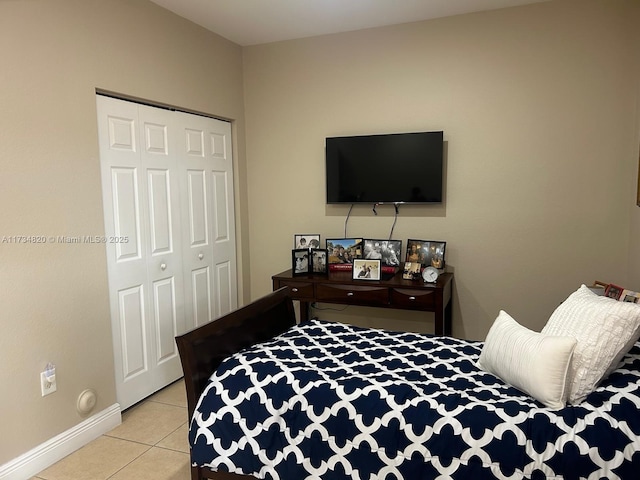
(390, 288), (436, 310)
(316, 283), (389, 306)
(277, 281), (314, 299)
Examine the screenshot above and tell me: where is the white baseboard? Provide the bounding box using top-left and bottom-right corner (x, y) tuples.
(0, 403), (121, 480)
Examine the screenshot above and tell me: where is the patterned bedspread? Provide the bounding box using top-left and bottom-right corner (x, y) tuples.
(190, 320), (640, 479)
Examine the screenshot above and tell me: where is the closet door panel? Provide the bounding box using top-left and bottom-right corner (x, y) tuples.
(139, 104), (185, 387)
(118, 285), (147, 379)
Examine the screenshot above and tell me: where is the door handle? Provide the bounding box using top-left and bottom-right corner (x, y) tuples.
(160, 262), (167, 271)
(198, 252), (204, 260)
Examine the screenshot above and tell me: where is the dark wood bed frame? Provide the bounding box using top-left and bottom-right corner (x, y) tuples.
(175, 287), (297, 480)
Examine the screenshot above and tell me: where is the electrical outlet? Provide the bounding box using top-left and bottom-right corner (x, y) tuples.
(41, 371), (57, 396)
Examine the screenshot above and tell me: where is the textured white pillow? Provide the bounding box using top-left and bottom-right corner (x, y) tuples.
(478, 310), (577, 410)
(542, 285), (640, 404)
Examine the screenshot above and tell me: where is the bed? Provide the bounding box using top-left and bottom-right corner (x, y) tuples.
(176, 287), (640, 480)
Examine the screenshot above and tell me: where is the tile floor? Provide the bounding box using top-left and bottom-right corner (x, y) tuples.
(32, 379), (191, 480)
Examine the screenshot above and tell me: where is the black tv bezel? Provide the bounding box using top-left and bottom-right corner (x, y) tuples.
(325, 130), (444, 205)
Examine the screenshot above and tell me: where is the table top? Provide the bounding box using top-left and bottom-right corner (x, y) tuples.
(273, 268), (453, 289)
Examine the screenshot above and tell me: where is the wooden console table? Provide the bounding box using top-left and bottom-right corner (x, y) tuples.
(272, 269), (453, 336)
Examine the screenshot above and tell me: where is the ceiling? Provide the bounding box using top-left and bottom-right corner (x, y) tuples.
(149, 0), (549, 46)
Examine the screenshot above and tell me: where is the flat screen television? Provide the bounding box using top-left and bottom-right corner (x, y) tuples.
(325, 131), (443, 204)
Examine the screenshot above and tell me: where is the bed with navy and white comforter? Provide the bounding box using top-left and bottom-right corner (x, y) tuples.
(190, 320), (640, 479)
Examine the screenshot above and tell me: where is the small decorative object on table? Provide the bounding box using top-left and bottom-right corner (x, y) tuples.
(605, 283), (624, 300)
(402, 262), (421, 280)
(326, 238), (362, 271)
(352, 259), (381, 280)
(422, 265), (440, 283)
(406, 239), (446, 269)
(294, 234), (320, 250)
(592, 281), (640, 303)
(292, 249), (310, 275)
(311, 248), (328, 275)
(363, 239), (402, 267)
(620, 289), (640, 303)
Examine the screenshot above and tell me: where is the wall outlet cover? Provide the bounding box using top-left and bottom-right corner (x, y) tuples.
(41, 371), (57, 396)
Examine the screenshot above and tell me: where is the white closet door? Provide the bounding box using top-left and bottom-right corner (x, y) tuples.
(97, 96), (237, 409)
(176, 112), (237, 330)
(97, 97), (153, 409)
(138, 104), (185, 392)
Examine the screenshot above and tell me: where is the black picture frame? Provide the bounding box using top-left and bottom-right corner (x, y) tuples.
(311, 248), (328, 274)
(294, 234), (320, 250)
(352, 259), (381, 281)
(326, 238), (362, 264)
(363, 239), (402, 267)
(292, 249), (310, 275)
(406, 239), (446, 268)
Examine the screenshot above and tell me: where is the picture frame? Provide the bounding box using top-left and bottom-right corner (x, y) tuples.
(311, 248), (328, 274)
(604, 283), (624, 300)
(326, 238), (362, 264)
(292, 248), (310, 275)
(402, 261), (422, 280)
(363, 239), (402, 267)
(294, 234), (320, 250)
(620, 289), (640, 303)
(406, 239), (446, 268)
(352, 259), (381, 281)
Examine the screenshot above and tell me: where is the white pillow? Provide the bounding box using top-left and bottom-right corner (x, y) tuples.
(478, 310), (577, 410)
(542, 285), (640, 404)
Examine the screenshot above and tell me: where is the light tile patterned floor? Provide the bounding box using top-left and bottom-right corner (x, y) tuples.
(32, 380), (191, 480)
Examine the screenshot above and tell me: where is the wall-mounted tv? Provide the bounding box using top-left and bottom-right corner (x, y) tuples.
(325, 131), (444, 205)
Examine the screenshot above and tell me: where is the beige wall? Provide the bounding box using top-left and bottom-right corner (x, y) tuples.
(0, 0), (247, 464)
(243, 0), (640, 339)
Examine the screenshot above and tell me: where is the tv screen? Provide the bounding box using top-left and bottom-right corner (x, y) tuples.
(325, 131), (443, 204)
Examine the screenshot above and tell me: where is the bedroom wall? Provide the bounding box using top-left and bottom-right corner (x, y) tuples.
(243, 0), (640, 340)
(0, 0), (247, 465)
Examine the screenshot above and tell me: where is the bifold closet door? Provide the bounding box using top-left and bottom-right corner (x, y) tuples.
(176, 111), (237, 330)
(96, 96), (237, 409)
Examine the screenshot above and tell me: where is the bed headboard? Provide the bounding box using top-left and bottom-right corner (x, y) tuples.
(175, 287), (296, 418)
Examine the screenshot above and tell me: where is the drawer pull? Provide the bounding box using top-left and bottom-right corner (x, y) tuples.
(409, 296), (416, 301)
(347, 292), (354, 297)
(291, 288), (299, 293)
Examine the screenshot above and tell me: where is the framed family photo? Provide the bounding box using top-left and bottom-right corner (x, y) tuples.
(402, 261), (422, 280)
(363, 239), (402, 267)
(326, 238), (362, 264)
(292, 249), (310, 275)
(294, 234), (320, 250)
(352, 259), (381, 281)
(311, 248), (328, 274)
(406, 239), (446, 268)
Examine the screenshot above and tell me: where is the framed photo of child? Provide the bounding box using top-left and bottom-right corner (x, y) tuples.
(292, 249), (310, 275)
(294, 234), (320, 250)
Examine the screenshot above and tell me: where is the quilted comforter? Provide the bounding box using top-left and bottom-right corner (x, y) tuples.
(190, 320), (640, 479)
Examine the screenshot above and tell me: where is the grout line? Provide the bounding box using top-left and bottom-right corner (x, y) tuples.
(104, 445), (152, 480)
(154, 421), (189, 450)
